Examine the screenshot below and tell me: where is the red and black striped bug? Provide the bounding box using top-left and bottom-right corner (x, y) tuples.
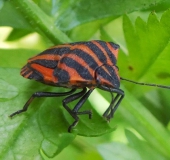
(9, 40), (170, 132)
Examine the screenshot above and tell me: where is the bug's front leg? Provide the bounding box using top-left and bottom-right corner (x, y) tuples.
(102, 93), (119, 120)
(103, 93), (124, 121)
(100, 86), (124, 121)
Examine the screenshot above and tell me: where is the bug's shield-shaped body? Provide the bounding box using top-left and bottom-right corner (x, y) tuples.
(11, 40), (124, 132)
(21, 40), (120, 89)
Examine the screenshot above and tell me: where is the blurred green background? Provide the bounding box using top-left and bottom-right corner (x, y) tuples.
(0, 0), (170, 160)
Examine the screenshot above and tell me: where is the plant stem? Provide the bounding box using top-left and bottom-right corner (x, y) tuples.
(11, 0), (71, 44)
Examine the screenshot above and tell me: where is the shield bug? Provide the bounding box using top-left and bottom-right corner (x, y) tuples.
(9, 40), (170, 132)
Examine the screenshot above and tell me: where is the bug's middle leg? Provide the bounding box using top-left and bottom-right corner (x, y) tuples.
(62, 87), (94, 132)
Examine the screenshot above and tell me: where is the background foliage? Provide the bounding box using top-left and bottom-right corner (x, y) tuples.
(0, 0), (170, 159)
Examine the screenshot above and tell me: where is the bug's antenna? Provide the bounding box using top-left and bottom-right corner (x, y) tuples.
(120, 77), (170, 90)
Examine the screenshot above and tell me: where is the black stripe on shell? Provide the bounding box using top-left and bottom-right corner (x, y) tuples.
(84, 41), (107, 63)
(60, 57), (93, 80)
(53, 67), (70, 83)
(97, 41), (117, 65)
(38, 47), (71, 56)
(71, 48), (98, 70)
(29, 59), (58, 69)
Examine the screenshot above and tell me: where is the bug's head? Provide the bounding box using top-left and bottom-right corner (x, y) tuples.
(95, 64), (120, 89)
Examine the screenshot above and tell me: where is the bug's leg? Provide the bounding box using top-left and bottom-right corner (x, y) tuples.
(105, 94), (124, 120)
(108, 94), (124, 119)
(62, 88), (87, 114)
(62, 88), (94, 132)
(103, 93), (120, 120)
(69, 88), (94, 132)
(62, 88), (87, 132)
(100, 86), (124, 121)
(9, 89), (76, 118)
(72, 88), (94, 118)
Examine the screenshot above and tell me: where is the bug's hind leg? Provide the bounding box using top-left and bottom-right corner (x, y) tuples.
(62, 88), (94, 132)
(9, 89), (76, 118)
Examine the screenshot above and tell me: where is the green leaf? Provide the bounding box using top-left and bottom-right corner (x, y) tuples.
(143, 0), (170, 12)
(97, 12), (170, 156)
(122, 11), (170, 85)
(0, 0), (4, 9)
(55, 0), (165, 31)
(5, 29), (33, 41)
(0, 68), (75, 159)
(63, 106), (116, 137)
(1, 1), (170, 159)
(0, 0), (166, 45)
(0, 49), (38, 68)
(0, 67), (115, 159)
(0, 79), (18, 101)
(125, 129), (168, 160)
(159, 90), (170, 124)
(99, 85), (170, 158)
(97, 142), (141, 160)
(69, 17), (112, 41)
(1, 0), (165, 32)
